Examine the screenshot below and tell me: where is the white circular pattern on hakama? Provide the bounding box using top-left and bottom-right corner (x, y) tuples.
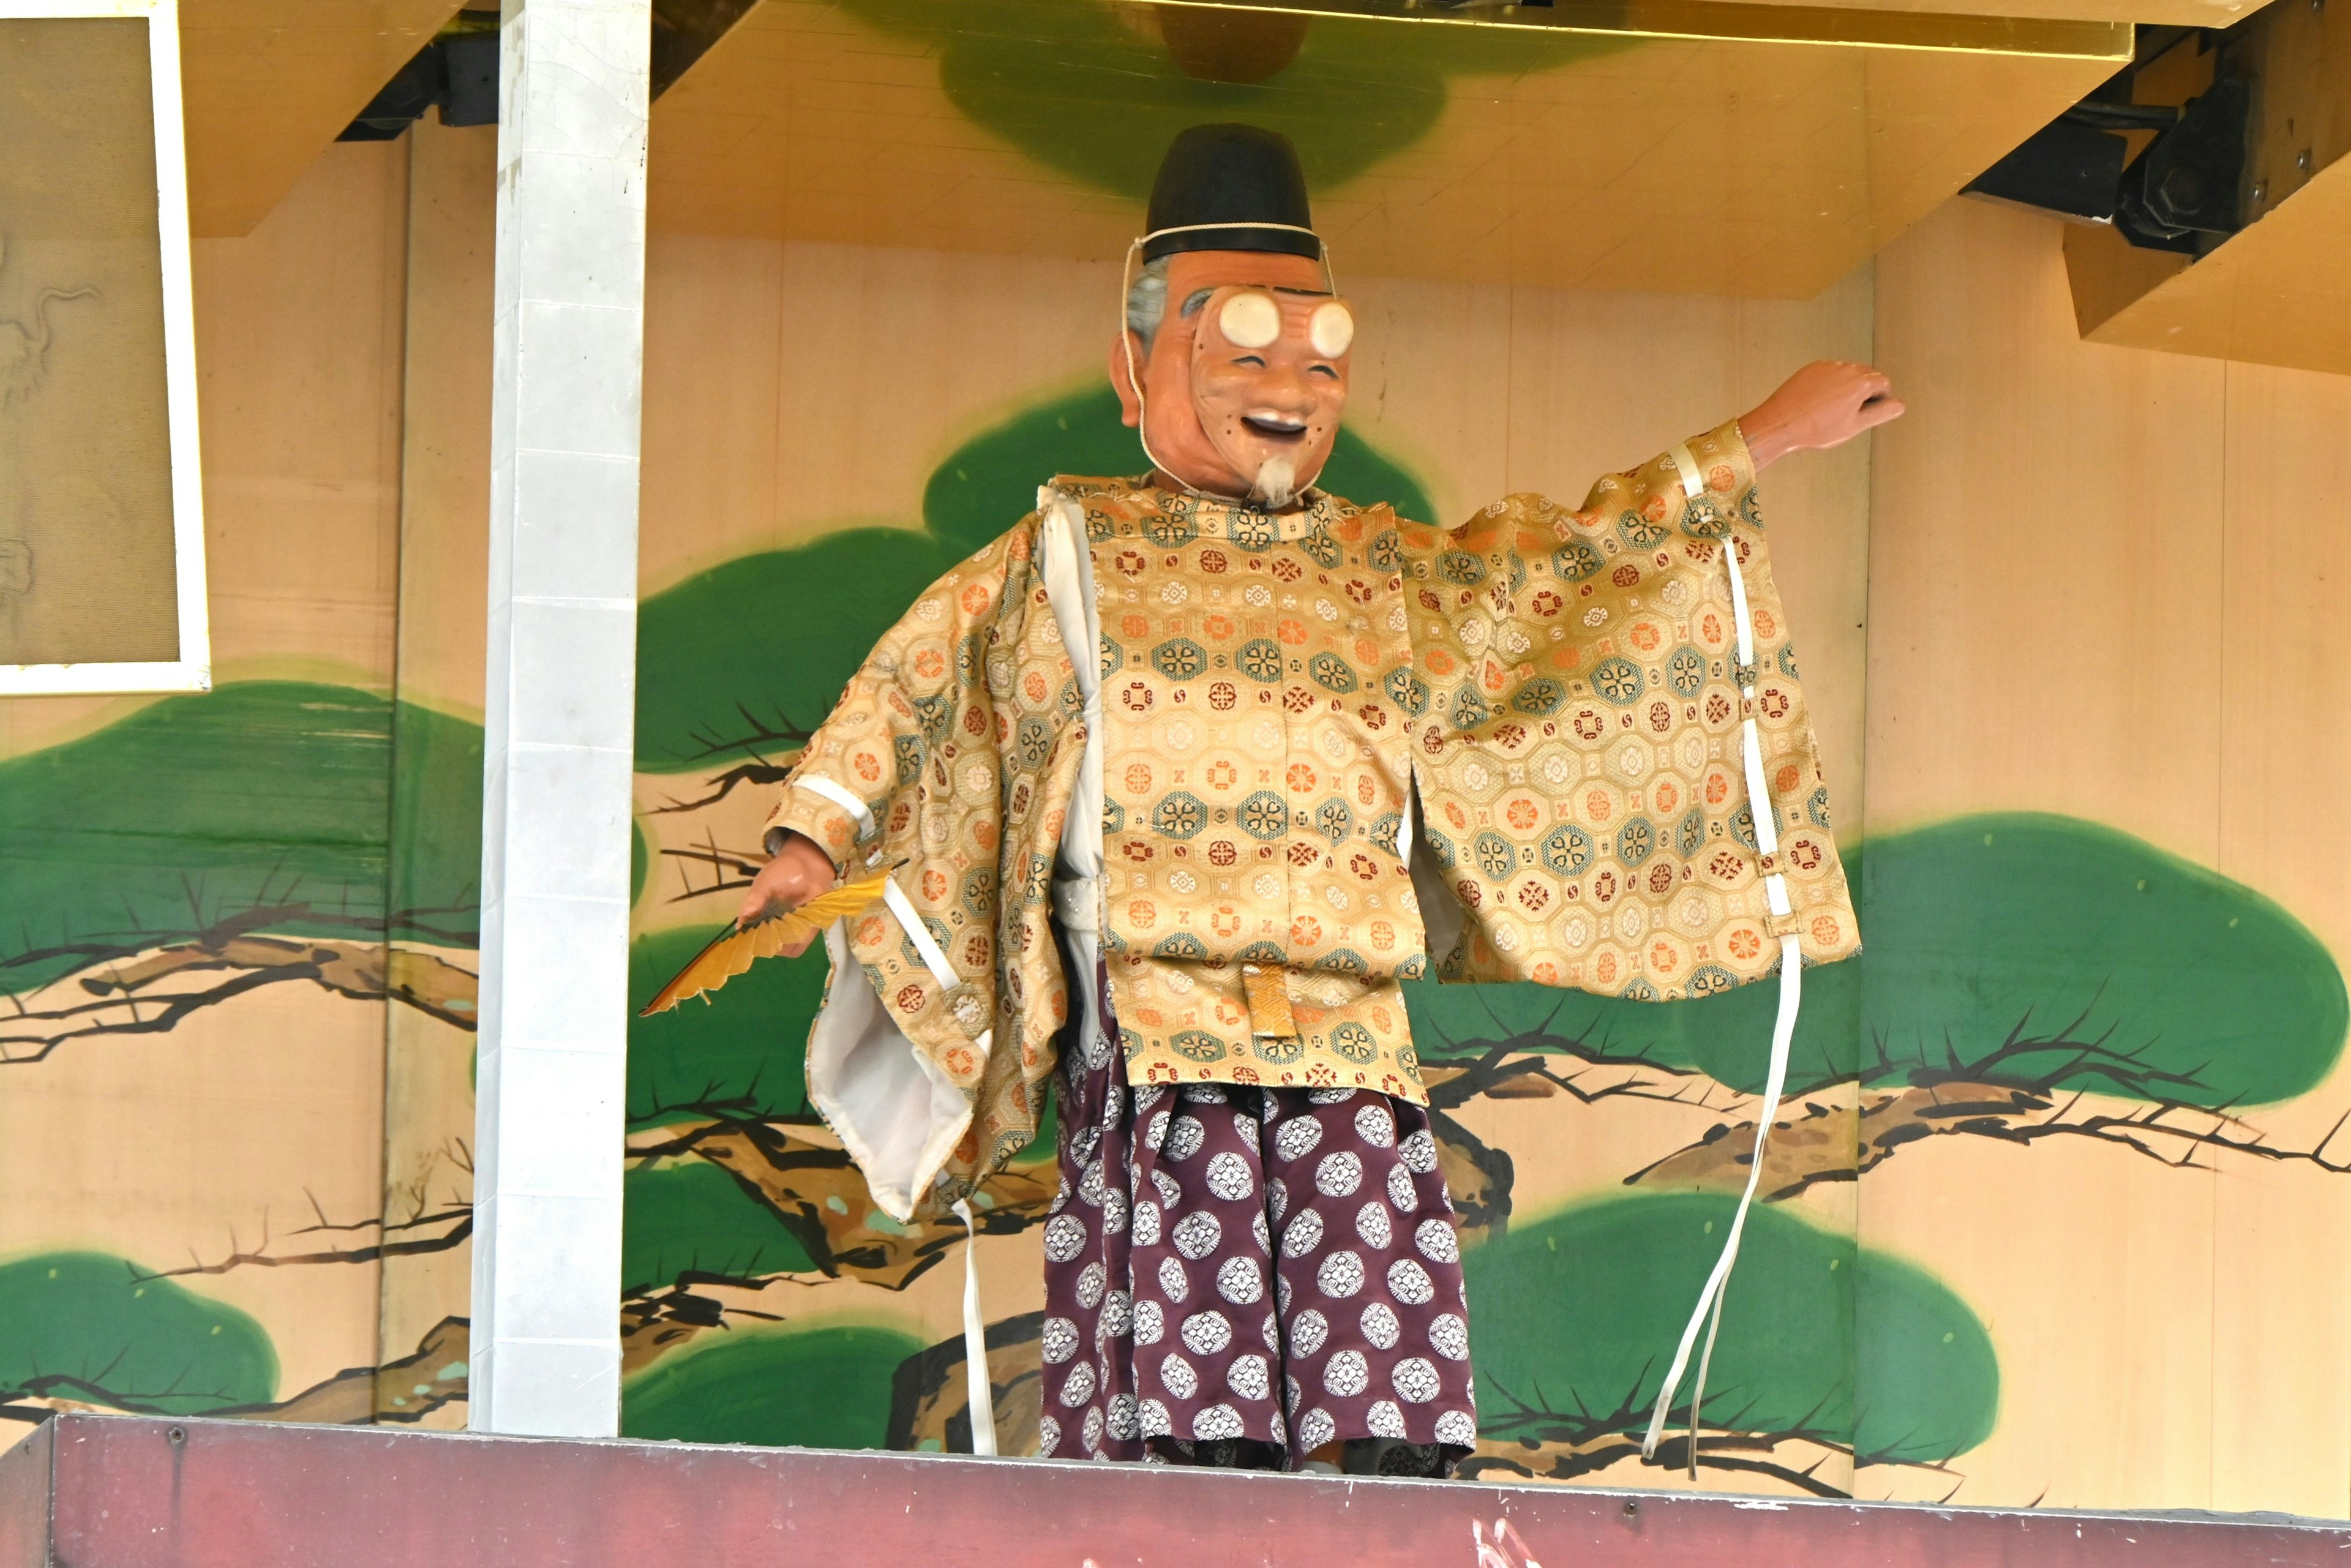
(1181, 1311), (1233, 1355)
(1289, 1308), (1329, 1357)
(1352, 1103), (1395, 1148)
(1281, 1209), (1324, 1258)
(1318, 1250), (1365, 1298)
(1398, 1130), (1438, 1174)
(1435, 1411), (1477, 1446)
(1193, 1403), (1245, 1441)
(1204, 1151), (1252, 1201)
(1172, 1210), (1223, 1259)
(1295, 1407), (1336, 1450)
(1044, 1214), (1087, 1262)
(1060, 1362), (1098, 1406)
(1392, 1357), (1441, 1403)
(1228, 1353), (1271, 1402)
(1217, 1256), (1264, 1305)
(1131, 1199), (1163, 1247)
(1159, 1353), (1198, 1399)
(1415, 1218), (1458, 1264)
(1076, 1262), (1106, 1308)
(1043, 1316), (1080, 1364)
(1315, 1151), (1364, 1197)
(1367, 1400), (1407, 1438)
(1355, 1201), (1392, 1249)
(1133, 1298), (1166, 1345)
(1158, 1257), (1190, 1302)
(1387, 1258), (1435, 1305)
(1360, 1302), (1400, 1351)
(1275, 1117), (1323, 1162)
(1322, 1350), (1370, 1397)
(1387, 1164), (1415, 1212)
(1430, 1313), (1469, 1360)
(1164, 1116), (1206, 1161)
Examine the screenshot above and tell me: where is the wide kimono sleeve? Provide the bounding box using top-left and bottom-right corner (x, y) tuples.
(1402, 419), (1859, 1000)
(764, 514), (1084, 1219)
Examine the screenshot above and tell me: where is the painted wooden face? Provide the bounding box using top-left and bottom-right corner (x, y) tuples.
(1111, 249), (1352, 506)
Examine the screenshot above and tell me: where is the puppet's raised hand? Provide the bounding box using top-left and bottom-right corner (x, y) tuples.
(735, 832), (843, 956)
(1738, 359), (1903, 471)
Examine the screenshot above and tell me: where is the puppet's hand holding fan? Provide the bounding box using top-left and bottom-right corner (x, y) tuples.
(639, 839), (888, 1016)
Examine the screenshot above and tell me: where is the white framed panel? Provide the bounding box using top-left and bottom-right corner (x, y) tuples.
(0, 0), (209, 695)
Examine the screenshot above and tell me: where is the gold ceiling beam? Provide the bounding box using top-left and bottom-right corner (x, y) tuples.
(1133, 0), (2129, 59)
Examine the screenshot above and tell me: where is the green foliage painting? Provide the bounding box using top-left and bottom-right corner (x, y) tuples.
(0, 681), (483, 997)
(1464, 1195), (1994, 1484)
(0, 1252), (277, 1415)
(634, 383), (1434, 776)
(623, 1322), (923, 1449)
(624, 1160), (817, 1294)
(1410, 812), (2348, 1110)
(629, 925), (827, 1127)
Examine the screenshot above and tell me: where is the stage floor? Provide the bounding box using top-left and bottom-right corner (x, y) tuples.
(4, 1413), (2350, 1567)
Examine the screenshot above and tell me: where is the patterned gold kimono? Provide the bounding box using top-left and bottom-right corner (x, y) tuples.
(770, 421), (1856, 1222)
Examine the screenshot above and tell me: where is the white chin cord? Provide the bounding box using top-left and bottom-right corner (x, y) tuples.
(1639, 445), (1806, 1478)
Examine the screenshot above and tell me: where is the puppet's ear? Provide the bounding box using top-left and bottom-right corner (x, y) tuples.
(1108, 331), (1147, 428)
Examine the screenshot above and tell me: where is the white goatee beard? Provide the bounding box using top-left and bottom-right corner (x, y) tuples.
(1250, 455), (1299, 510)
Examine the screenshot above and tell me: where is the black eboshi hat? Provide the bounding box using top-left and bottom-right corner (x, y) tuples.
(1141, 124), (1323, 264)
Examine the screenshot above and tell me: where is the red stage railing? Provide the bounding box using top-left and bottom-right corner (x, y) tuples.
(5, 1412), (2348, 1568)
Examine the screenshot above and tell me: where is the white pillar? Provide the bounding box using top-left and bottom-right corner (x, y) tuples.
(471, 0), (650, 1437)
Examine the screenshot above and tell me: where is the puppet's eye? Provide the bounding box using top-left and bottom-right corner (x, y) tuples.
(1310, 301), (1354, 358)
(1218, 291), (1281, 349)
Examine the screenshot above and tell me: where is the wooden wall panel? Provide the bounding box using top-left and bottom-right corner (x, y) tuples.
(1864, 195), (2351, 1515)
(2206, 361), (2351, 1515)
(0, 141), (414, 1449)
(193, 140), (411, 691)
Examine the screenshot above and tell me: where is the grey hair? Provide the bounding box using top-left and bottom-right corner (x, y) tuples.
(1124, 256), (1172, 343)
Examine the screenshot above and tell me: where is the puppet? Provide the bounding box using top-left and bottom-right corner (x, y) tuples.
(733, 124), (1900, 1477)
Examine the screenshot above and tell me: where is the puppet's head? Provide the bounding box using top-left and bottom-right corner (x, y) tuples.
(1110, 125), (1352, 509)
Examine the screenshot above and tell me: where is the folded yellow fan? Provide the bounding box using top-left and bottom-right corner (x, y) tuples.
(638, 872), (892, 1017)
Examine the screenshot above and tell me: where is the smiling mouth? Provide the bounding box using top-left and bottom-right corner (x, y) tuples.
(1242, 414), (1309, 443)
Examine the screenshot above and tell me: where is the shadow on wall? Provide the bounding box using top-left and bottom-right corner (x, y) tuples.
(827, 0), (1637, 200)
